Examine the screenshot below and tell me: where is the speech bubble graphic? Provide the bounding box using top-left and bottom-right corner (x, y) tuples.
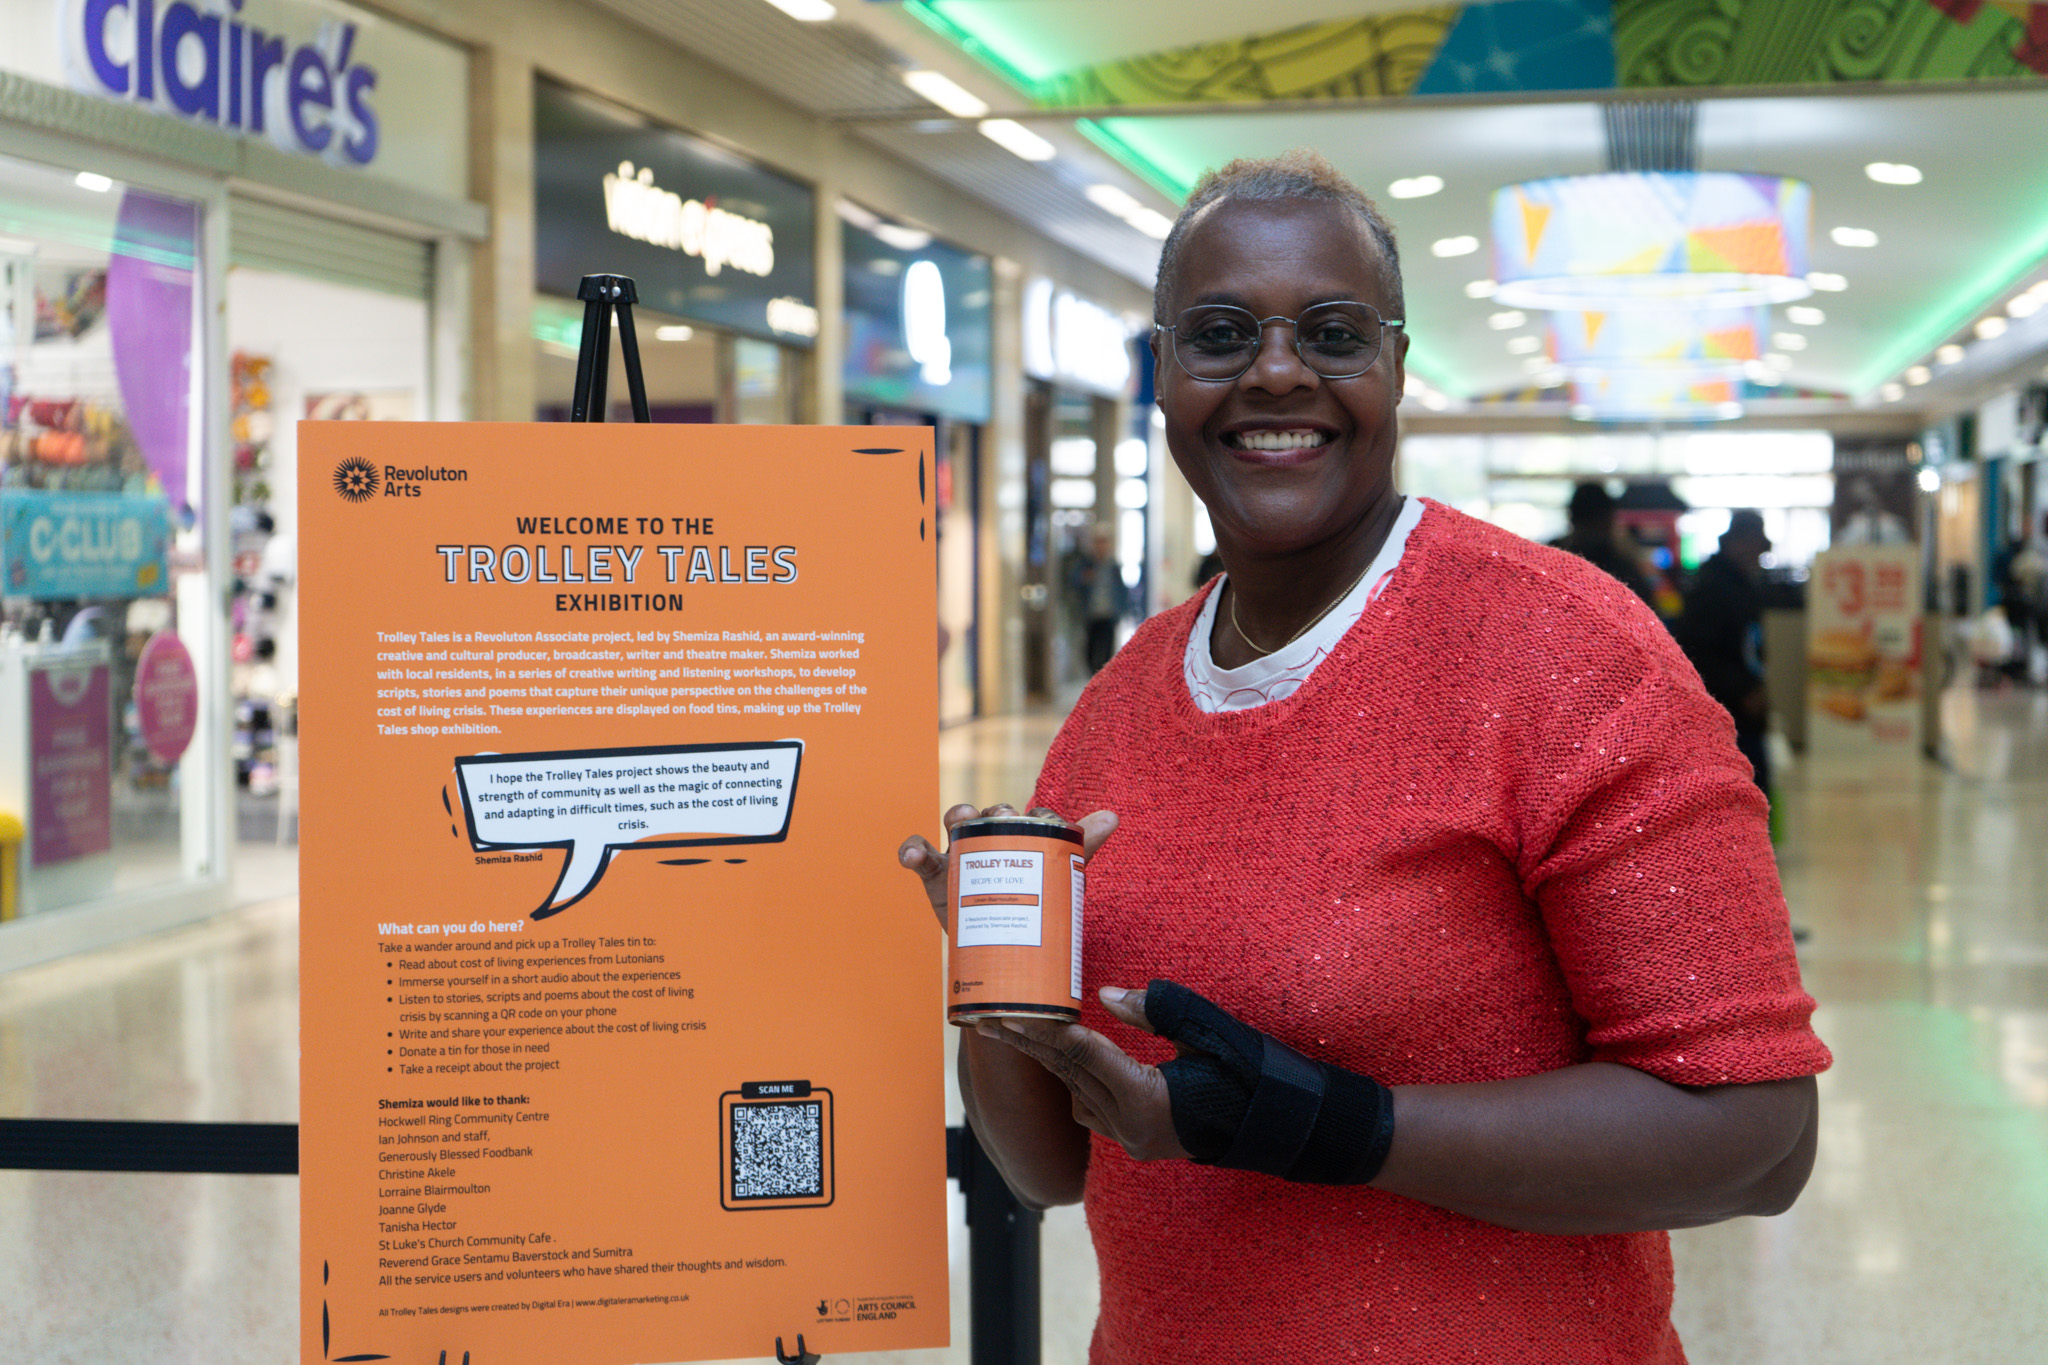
(453, 740), (802, 918)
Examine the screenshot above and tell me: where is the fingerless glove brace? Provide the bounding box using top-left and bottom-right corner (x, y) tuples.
(1146, 978), (1395, 1186)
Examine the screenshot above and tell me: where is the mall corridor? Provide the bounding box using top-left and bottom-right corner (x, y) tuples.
(0, 688), (2042, 1363)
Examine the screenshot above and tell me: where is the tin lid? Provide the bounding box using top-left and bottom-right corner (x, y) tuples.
(951, 814), (1084, 845)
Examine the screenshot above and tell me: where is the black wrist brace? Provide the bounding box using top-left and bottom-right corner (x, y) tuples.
(1146, 978), (1395, 1185)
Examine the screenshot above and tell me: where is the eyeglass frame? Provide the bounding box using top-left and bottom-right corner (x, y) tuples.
(1153, 301), (1406, 383)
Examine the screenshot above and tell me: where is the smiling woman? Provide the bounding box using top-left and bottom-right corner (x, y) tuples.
(900, 149), (1829, 1365)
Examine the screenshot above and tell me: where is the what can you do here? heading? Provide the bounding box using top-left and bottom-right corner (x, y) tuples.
(435, 516), (797, 613)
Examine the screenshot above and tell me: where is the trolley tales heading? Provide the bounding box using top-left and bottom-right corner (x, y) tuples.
(435, 514), (798, 614)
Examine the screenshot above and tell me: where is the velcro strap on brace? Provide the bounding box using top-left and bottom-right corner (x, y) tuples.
(1146, 979), (1396, 1186)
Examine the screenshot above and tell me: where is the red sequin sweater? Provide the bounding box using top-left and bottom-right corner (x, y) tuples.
(1031, 500), (1829, 1365)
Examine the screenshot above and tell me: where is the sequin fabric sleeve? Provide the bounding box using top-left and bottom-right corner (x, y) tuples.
(1518, 667), (1831, 1087)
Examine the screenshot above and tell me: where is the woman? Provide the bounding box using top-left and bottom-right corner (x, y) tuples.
(900, 151), (1826, 1363)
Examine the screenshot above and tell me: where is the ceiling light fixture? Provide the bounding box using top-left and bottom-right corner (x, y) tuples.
(1917, 466), (1940, 491)
(762, 0), (836, 19)
(1389, 175), (1444, 199)
(1125, 208), (1174, 240)
(1772, 332), (1808, 351)
(1766, 352), (1794, 368)
(1432, 235), (1480, 258)
(74, 171), (113, 192)
(2008, 293), (2042, 318)
(872, 223), (933, 252)
(1865, 162), (1922, 185)
(1086, 184), (1173, 240)
(654, 325), (694, 342)
(1905, 365), (1931, 385)
(901, 69), (988, 119)
(978, 118), (1055, 161)
(1464, 279), (1497, 299)
(1786, 305), (1826, 326)
(1491, 172), (1813, 310)
(1976, 315), (2008, 339)
(1507, 335), (1542, 354)
(1935, 344), (1965, 365)
(1881, 382), (1905, 401)
(1806, 272), (1847, 292)
(1487, 310), (1527, 330)
(1831, 225), (1879, 248)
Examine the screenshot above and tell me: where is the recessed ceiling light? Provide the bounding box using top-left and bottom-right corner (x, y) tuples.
(902, 69), (988, 119)
(2029, 279), (2048, 300)
(2009, 293), (2041, 319)
(978, 118), (1055, 162)
(1905, 365), (1931, 385)
(74, 171), (113, 192)
(1865, 162), (1923, 185)
(1976, 316), (2008, 339)
(872, 223), (932, 251)
(1881, 382), (1905, 402)
(1388, 175), (1444, 199)
(1917, 466), (1940, 491)
(1086, 184), (1141, 217)
(1507, 335), (1542, 354)
(1936, 344), (1965, 365)
(1431, 235), (1480, 258)
(1521, 356), (1551, 373)
(1831, 226), (1879, 248)
(1745, 361), (1783, 385)
(654, 325), (694, 342)
(1464, 279), (1497, 299)
(1806, 272), (1848, 292)
(1125, 208), (1173, 240)
(1772, 332), (1807, 350)
(762, 0), (836, 18)
(1785, 305), (1826, 326)
(1766, 352), (1794, 368)
(1487, 310), (1527, 330)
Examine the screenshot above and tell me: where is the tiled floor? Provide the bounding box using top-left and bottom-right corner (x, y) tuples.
(1, 690), (2043, 1362)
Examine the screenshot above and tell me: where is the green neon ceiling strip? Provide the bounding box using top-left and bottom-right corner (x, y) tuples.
(1398, 334), (1456, 400)
(901, 0), (1050, 96)
(1073, 119), (1192, 203)
(1851, 208), (2048, 396)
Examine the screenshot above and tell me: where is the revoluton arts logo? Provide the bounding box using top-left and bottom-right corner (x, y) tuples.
(333, 456), (379, 503)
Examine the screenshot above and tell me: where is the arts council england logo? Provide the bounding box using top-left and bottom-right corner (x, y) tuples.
(334, 457), (380, 503)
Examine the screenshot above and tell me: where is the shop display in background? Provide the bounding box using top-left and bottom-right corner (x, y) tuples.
(1808, 544), (1923, 758)
(230, 353), (282, 793)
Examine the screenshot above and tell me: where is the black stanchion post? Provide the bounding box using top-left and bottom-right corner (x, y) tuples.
(955, 1124), (1042, 1365)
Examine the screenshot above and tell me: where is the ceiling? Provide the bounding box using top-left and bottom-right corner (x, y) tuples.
(588, 0), (2048, 413)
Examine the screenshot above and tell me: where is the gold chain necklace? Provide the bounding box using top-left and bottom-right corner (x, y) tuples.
(1227, 554), (1378, 659)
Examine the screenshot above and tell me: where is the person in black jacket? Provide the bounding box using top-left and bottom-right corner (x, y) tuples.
(1676, 510), (1772, 793)
(1553, 482), (1656, 607)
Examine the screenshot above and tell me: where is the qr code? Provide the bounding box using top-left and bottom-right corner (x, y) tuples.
(731, 1100), (823, 1200)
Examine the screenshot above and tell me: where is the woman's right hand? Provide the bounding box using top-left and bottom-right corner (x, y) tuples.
(898, 804), (1119, 928)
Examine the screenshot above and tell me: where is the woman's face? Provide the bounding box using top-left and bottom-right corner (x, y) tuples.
(1156, 197), (1406, 561)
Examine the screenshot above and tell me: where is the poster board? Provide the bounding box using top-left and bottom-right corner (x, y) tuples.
(298, 423), (948, 1363)
(1807, 544), (1923, 758)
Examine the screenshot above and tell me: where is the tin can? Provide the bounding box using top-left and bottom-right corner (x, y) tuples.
(945, 815), (1084, 1024)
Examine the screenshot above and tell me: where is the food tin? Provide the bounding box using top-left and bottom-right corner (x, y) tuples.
(945, 815), (1084, 1024)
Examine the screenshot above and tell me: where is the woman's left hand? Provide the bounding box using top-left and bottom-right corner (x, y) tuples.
(977, 986), (1190, 1163)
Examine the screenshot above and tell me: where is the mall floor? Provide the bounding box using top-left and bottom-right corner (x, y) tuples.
(0, 689), (2043, 1363)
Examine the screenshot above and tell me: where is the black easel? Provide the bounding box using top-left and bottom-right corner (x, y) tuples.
(570, 272), (652, 423)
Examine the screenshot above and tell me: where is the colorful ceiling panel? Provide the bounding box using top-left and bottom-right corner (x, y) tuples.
(921, 0), (2048, 123)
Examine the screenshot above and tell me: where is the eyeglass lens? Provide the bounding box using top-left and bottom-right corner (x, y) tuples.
(1171, 303), (1389, 381)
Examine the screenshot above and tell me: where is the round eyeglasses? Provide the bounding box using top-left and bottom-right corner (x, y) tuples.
(1156, 302), (1404, 383)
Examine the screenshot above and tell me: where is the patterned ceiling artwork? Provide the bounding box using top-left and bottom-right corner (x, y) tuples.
(1024, 0), (2048, 112)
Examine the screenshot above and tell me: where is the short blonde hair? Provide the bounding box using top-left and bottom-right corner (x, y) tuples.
(1153, 148), (1404, 324)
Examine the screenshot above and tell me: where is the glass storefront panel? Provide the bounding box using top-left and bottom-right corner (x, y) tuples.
(0, 150), (212, 915)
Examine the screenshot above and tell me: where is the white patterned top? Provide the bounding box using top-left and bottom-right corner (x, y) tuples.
(1184, 496), (1426, 713)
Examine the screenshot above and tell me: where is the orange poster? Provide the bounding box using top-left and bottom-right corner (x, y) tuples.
(297, 423), (947, 1363)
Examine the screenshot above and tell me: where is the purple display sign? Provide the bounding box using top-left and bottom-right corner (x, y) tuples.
(29, 658), (113, 868)
(108, 191), (198, 516)
(135, 631), (199, 765)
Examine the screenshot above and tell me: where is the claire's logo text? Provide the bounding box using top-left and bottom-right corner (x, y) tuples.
(63, 0), (381, 165)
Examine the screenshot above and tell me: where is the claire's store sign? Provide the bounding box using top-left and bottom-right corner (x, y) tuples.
(63, 0), (379, 161)
(0, 0), (468, 195)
